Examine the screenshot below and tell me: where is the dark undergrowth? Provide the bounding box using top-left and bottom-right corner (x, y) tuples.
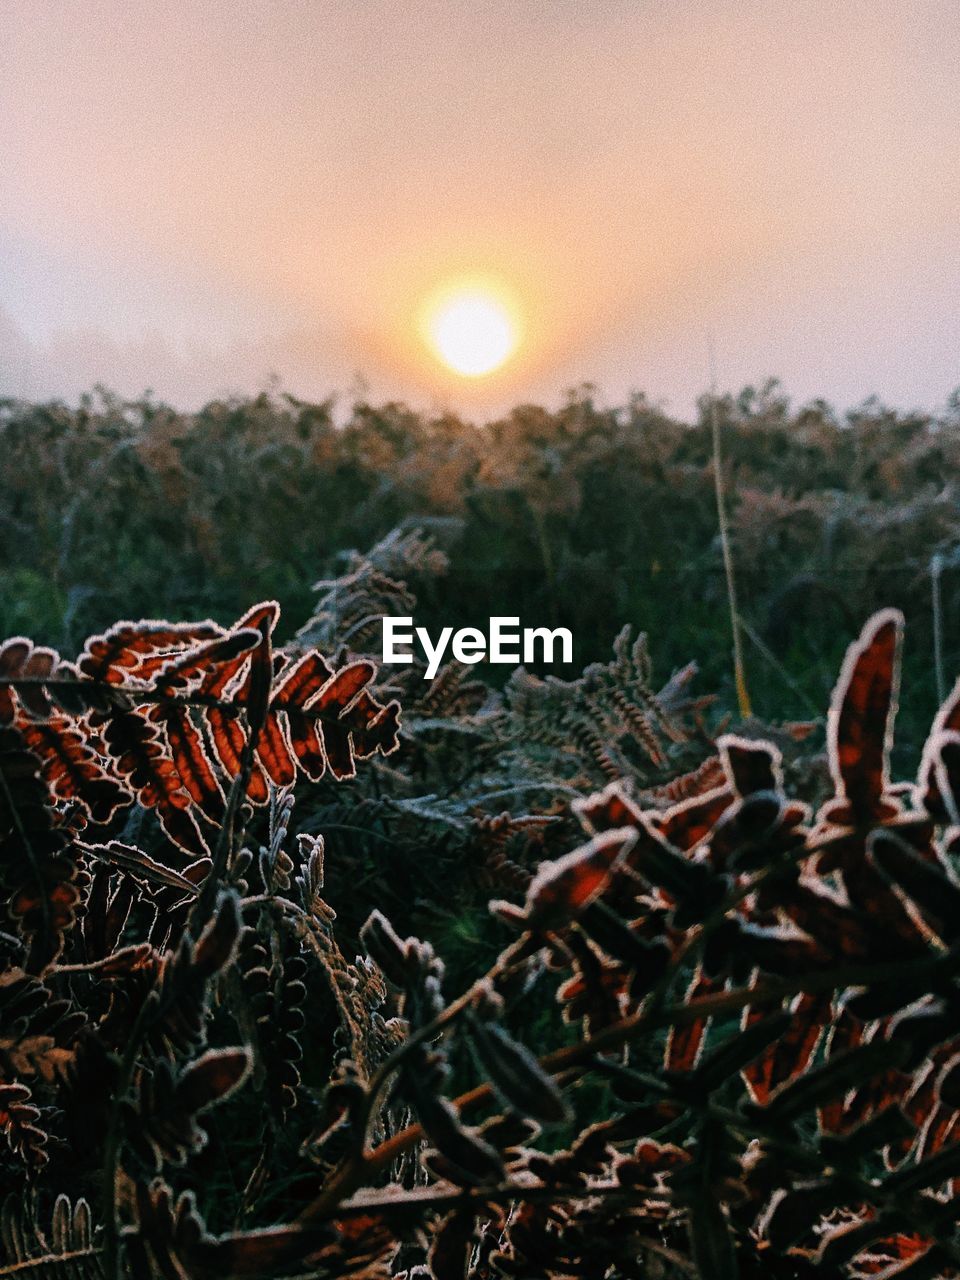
(3, 385), (960, 1275)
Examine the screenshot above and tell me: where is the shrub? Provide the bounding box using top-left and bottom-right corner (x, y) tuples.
(5, 385), (960, 732)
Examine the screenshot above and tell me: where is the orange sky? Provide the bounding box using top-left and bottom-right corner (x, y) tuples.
(1, 0), (958, 416)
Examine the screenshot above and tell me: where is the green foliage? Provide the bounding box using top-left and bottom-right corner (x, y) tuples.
(4, 381), (960, 747)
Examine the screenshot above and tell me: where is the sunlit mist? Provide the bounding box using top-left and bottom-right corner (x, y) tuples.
(1, 1), (959, 413)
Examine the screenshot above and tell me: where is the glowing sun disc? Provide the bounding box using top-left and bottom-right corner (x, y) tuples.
(427, 290), (518, 377)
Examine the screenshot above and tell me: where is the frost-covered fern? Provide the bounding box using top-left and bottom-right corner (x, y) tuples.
(501, 625), (712, 789)
(296, 521), (460, 652)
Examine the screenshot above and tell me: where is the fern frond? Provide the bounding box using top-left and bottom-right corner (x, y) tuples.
(0, 1194), (102, 1279)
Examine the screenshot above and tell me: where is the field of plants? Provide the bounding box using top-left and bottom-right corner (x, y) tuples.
(3, 382), (960, 1278)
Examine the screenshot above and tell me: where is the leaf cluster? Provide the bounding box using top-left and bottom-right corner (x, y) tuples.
(4, 591), (960, 1279)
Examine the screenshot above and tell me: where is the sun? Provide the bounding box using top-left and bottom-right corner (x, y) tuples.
(423, 285), (519, 377)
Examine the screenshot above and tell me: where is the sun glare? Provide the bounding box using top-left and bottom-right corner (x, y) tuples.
(424, 287), (519, 377)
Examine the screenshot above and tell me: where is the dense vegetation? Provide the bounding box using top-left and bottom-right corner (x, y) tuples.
(4, 383), (960, 1277)
(3, 381), (960, 741)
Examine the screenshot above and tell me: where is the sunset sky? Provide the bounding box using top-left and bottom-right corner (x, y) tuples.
(1, 0), (958, 418)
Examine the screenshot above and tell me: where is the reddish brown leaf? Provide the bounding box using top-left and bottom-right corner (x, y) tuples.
(150, 704), (223, 822)
(0, 638), (32, 724)
(176, 1047), (252, 1114)
(718, 733), (783, 797)
(78, 619), (222, 685)
(742, 992), (831, 1105)
(665, 968), (719, 1073)
(230, 602), (279, 736)
(573, 780), (645, 835)
(271, 651), (335, 709)
(917, 729), (960, 827)
(285, 711), (327, 780)
(557, 933), (626, 1035)
(822, 608), (903, 825)
(205, 706), (269, 804)
(523, 828), (636, 925)
(818, 1009), (864, 1134)
(919, 676), (960, 814)
(17, 711), (131, 825)
(312, 660), (375, 715)
(151, 628), (260, 690)
(101, 708), (208, 855)
(318, 719), (356, 780)
(345, 692), (401, 759)
(255, 711), (296, 786)
(653, 784), (735, 851)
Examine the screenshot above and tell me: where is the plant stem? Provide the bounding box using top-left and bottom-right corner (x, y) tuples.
(100, 988), (158, 1280)
(708, 362), (752, 718)
(932, 550), (946, 706)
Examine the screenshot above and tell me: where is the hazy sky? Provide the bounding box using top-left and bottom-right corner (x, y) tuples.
(1, 0), (958, 418)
